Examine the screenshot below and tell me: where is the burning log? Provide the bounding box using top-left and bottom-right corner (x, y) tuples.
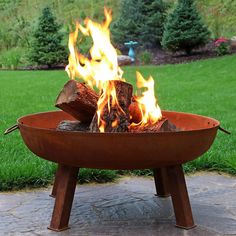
(129, 98), (180, 132)
(129, 96), (143, 124)
(90, 80), (133, 132)
(56, 120), (89, 132)
(55, 80), (99, 123)
(129, 118), (168, 133)
(129, 118), (179, 133)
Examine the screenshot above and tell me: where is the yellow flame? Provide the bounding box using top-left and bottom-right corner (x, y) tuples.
(132, 72), (162, 127)
(66, 7), (162, 132)
(96, 81), (125, 131)
(66, 8), (124, 90)
(66, 8), (126, 132)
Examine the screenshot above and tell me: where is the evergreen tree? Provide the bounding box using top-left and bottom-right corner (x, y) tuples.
(111, 0), (144, 45)
(30, 7), (66, 67)
(141, 0), (168, 48)
(112, 0), (168, 48)
(162, 0), (210, 55)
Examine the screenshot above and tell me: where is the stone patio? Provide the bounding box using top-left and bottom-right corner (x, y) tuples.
(0, 173), (235, 236)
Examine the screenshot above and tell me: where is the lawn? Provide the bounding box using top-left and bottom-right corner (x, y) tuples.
(0, 55), (236, 191)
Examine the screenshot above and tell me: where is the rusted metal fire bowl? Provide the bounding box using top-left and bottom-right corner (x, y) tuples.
(17, 110), (220, 170)
(11, 110), (222, 231)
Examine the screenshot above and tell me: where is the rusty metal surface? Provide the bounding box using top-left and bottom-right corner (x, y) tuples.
(167, 165), (196, 229)
(17, 110), (220, 170)
(48, 165), (79, 231)
(153, 168), (170, 198)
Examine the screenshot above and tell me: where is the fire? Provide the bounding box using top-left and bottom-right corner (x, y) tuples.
(66, 8), (123, 89)
(131, 72), (162, 127)
(66, 7), (162, 132)
(66, 8), (125, 132)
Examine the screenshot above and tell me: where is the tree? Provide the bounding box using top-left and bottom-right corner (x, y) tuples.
(141, 0), (168, 48)
(162, 0), (210, 55)
(30, 7), (66, 68)
(112, 0), (168, 48)
(111, 0), (144, 46)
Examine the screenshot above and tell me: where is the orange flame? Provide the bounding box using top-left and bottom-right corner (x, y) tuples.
(66, 8), (125, 132)
(66, 7), (162, 132)
(131, 72), (162, 127)
(66, 8), (124, 90)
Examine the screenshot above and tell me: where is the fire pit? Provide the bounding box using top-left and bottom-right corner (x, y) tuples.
(18, 110), (219, 170)
(5, 7), (228, 232)
(12, 109), (219, 231)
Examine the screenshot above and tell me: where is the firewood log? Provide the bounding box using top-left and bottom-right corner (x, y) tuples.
(129, 97), (180, 132)
(90, 80), (133, 132)
(55, 80), (99, 123)
(56, 120), (89, 132)
(129, 118), (180, 133)
(129, 96), (143, 124)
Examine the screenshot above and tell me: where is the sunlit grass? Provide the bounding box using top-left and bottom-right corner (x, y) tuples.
(0, 55), (236, 190)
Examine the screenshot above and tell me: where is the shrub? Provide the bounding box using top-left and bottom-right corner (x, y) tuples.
(162, 0), (210, 55)
(111, 0), (144, 45)
(0, 47), (25, 69)
(215, 37), (230, 56)
(112, 0), (168, 48)
(141, 0), (169, 48)
(139, 50), (153, 64)
(30, 7), (67, 68)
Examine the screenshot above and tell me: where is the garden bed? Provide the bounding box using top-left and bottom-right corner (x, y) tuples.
(145, 41), (236, 65)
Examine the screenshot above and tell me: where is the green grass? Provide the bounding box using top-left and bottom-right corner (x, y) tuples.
(1, 55), (236, 191)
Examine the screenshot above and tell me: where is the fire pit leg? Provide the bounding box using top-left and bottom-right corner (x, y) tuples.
(50, 164), (63, 198)
(153, 168), (170, 198)
(167, 165), (196, 229)
(48, 165), (79, 231)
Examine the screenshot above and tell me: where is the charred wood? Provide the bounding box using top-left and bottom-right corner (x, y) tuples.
(90, 80), (133, 132)
(56, 120), (89, 132)
(129, 118), (180, 133)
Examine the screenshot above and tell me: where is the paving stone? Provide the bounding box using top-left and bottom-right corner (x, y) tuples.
(0, 173), (235, 236)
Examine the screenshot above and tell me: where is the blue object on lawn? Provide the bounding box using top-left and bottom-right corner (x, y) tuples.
(124, 41), (138, 62)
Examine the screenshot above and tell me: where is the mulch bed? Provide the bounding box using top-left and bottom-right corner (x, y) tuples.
(148, 41), (236, 65)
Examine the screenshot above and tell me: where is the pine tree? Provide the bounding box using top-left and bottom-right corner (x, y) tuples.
(111, 0), (144, 45)
(30, 7), (66, 68)
(162, 0), (210, 55)
(112, 0), (168, 48)
(141, 0), (168, 48)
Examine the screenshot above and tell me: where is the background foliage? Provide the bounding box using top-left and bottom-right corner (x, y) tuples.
(30, 7), (66, 67)
(112, 0), (168, 48)
(0, 0), (236, 68)
(162, 0), (210, 54)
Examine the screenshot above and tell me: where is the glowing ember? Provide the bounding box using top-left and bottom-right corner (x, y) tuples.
(65, 7), (162, 132)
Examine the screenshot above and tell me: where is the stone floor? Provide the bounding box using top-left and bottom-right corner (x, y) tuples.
(0, 173), (236, 236)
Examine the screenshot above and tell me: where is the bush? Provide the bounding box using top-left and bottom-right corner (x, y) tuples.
(112, 0), (144, 46)
(0, 47), (25, 69)
(141, 0), (169, 48)
(139, 50), (153, 64)
(30, 7), (66, 68)
(112, 0), (168, 48)
(215, 37), (230, 56)
(162, 0), (210, 55)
